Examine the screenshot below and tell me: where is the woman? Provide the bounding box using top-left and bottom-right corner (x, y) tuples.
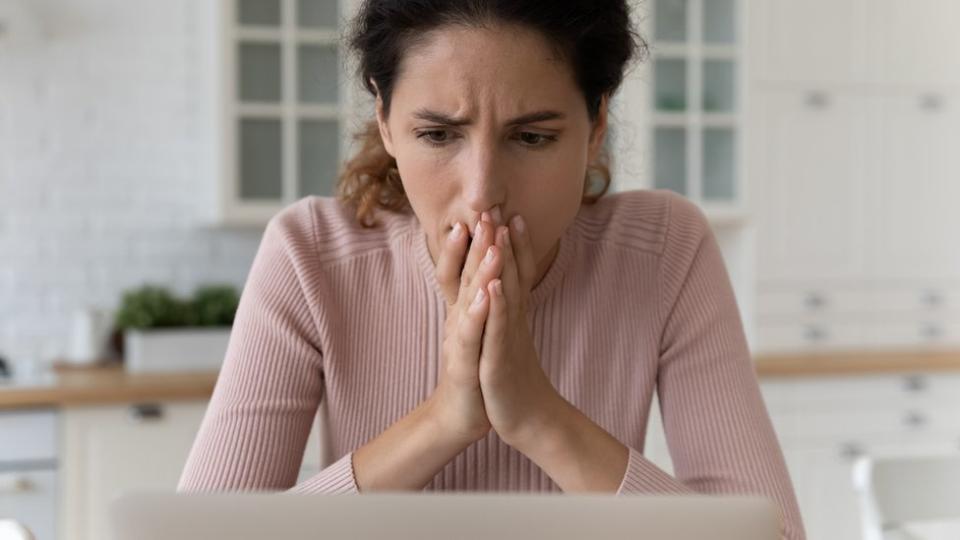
(178, 1), (805, 538)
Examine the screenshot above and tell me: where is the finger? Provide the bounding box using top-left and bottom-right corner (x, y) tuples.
(495, 226), (524, 310)
(457, 285), (490, 367)
(436, 221), (469, 305)
(459, 216), (495, 298)
(509, 215), (537, 293)
(460, 240), (504, 317)
(480, 278), (506, 363)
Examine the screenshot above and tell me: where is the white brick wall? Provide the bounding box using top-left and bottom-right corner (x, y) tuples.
(0, 1), (263, 374)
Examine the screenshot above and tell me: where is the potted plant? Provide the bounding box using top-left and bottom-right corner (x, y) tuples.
(114, 284), (239, 373)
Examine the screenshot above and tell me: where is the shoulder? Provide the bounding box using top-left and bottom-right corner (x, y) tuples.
(266, 196), (413, 267)
(575, 189), (710, 258)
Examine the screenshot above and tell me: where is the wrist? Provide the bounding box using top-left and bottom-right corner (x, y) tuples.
(504, 393), (572, 458)
(423, 392), (489, 447)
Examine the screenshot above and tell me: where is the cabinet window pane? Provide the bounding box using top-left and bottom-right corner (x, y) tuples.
(239, 43), (282, 102)
(703, 60), (735, 112)
(297, 0), (339, 28)
(655, 59), (687, 111)
(240, 118), (283, 199)
(238, 0), (281, 27)
(655, 0), (687, 42)
(703, 0), (736, 44)
(654, 128), (687, 195)
(299, 120), (339, 196)
(703, 128), (735, 200)
(298, 45), (339, 103)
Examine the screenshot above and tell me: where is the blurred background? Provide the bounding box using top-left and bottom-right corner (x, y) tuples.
(1, 0), (959, 539)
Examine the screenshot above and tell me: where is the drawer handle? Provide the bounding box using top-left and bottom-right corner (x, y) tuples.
(129, 403), (165, 422)
(805, 91), (830, 110)
(901, 374), (929, 393)
(903, 411), (928, 429)
(804, 292), (827, 310)
(839, 442), (866, 461)
(803, 325), (828, 342)
(920, 324), (943, 340)
(920, 290), (944, 308)
(919, 93), (943, 112)
(0, 474), (35, 494)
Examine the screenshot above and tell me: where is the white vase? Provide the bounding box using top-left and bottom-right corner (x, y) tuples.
(123, 328), (231, 374)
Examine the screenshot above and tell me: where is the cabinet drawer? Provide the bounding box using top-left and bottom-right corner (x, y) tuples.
(0, 469), (57, 540)
(755, 320), (867, 354)
(869, 285), (960, 314)
(777, 404), (960, 444)
(763, 373), (960, 411)
(758, 287), (872, 317)
(866, 318), (960, 349)
(0, 409), (57, 463)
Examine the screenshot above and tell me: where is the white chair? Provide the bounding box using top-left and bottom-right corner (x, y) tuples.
(0, 520), (36, 540)
(853, 454), (960, 540)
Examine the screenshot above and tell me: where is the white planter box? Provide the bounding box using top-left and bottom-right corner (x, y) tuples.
(123, 328), (231, 374)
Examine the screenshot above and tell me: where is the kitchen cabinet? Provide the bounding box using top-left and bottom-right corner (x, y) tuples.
(58, 398), (323, 540)
(209, 0), (367, 227)
(0, 408), (58, 540)
(58, 401), (208, 540)
(747, 0), (960, 354)
(645, 373), (960, 539)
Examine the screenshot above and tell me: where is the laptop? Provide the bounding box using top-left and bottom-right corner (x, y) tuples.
(111, 491), (781, 540)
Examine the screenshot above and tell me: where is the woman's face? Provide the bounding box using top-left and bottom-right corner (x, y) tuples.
(374, 23), (607, 287)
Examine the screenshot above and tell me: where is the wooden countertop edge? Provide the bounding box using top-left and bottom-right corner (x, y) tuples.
(2, 350), (960, 409)
(0, 363), (219, 410)
(754, 349), (960, 377)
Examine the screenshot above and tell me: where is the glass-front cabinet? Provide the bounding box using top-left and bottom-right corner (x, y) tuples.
(216, 0), (349, 226)
(651, 0), (743, 220)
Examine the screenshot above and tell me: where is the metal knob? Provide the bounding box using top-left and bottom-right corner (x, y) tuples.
(804, 292), (827, 310)
(920, 290), (944, 308)
(805, 91), (831, 109)
(129, 403), (165, 422)
(903, 411), (928, 429)
(902, 374), (928, 393)
(804, 325), (828, 342)
(920, 324), (943, 340)
(919, 94), (944, 112)
(840, 442), (866, 461)
(0, 474), (35, 494)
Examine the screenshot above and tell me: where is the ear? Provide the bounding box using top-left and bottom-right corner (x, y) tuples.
(371, 78), (396, 158)
(587, 94), (609, 165)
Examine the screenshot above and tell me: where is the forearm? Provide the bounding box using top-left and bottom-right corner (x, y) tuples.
(352, 396), (476, 492)
(512, 395), (629, 493)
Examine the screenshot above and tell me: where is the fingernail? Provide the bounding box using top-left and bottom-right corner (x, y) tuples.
(484, 246), (495, 264)
(474, 220), (483, 239)
(449, 222), (463, 241)
(501, 227), (511, 246)
(512, 215), (526, 234)
(481, 211), (491, 223)
(492, 279), (503, 297)
(489, 206), (502, 225)
(472, 287), (485, 306)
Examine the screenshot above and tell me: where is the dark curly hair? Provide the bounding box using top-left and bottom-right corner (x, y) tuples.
(337, 0), (648, 227)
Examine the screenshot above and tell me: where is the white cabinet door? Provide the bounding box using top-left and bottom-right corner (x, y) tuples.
(755, 89), (868, 283)
(866, 0), (960, 87)
(59, 401), (208, 540)
(749, 0), (869, 85)
(867, 93), (960, 282)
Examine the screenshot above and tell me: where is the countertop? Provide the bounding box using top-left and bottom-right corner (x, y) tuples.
(1, 350), (959, 410)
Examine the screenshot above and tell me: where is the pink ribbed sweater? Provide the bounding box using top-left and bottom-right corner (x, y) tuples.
(177, 188), (805, 539)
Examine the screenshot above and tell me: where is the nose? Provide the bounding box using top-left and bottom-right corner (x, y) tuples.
(463, 143), (506, 226)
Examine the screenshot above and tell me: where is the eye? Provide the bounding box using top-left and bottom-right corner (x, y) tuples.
(514, 131), (557, 148)
(416, 129), (453, 147)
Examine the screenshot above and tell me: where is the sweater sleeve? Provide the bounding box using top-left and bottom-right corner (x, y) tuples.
(176, 199), (359, 494)
(614, 192), (806, 540)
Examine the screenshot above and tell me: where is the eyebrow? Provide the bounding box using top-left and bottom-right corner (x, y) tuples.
(412, 109), (566, 127)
